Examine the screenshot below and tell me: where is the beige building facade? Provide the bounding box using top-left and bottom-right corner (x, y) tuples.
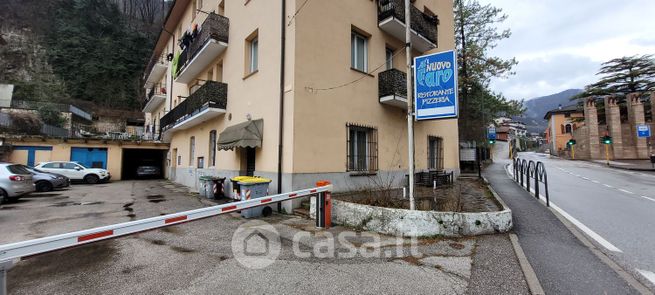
(142, 0), (460, 210)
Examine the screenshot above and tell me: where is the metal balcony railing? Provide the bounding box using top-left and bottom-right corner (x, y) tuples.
(159, 81), (228, 132)
(147, 84), (166, 101)
(378, 69), (407, 98)
(377, 0), (438, 45)
(175, 13), (229, 77)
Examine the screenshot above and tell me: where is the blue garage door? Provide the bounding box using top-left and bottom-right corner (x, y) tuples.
(71, 147), (108, 169)
(13, 146), (53, 167)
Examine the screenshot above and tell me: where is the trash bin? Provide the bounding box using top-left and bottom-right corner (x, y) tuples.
(198, 175), (213, 198)
(199, 176), (226, 199)
(211, 177), (226, 199)
(236, 176), (272, 218)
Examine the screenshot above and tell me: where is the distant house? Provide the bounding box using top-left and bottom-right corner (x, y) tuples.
(544, 104), (583, 155)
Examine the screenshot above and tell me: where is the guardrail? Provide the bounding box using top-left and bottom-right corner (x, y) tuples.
(513, 157), (549, 207)
(0, 183), (333, 295)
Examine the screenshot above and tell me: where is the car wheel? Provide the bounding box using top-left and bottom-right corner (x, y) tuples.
(0, 189), (6, 204)
(36, 181), (53, 192)
(84, 174), (100, 184)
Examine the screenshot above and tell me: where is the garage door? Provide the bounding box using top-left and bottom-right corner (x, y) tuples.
(71, 147), (108, 169)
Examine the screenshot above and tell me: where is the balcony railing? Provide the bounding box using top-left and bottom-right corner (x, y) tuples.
(147, 84), (166, 101)
(378, 69), (408, 109)
(160, 81), (228, 132)
(378, 0), (438, 49)
(175, 13), (229, 80)
(379, 69), (407, 98)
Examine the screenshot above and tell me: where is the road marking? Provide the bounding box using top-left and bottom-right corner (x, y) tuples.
(618, 189), (634, 195)
(603, 184), (614, 188)
(640, 196), (655, 202)
(581, 176), (590, 180)
(547, 200), (623, 253)
(591, 180), (601, 184)
(637, 269), (655, 285)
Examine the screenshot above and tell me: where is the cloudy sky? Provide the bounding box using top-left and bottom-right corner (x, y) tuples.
(477, 0), (655, 100)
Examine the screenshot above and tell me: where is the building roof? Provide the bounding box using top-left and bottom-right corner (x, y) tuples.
(543, 104), (581, 120)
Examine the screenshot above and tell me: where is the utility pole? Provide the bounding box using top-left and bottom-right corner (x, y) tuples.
(405, 0), (415, 210)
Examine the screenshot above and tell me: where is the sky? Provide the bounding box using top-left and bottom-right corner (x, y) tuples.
(477, 0), (655, 101)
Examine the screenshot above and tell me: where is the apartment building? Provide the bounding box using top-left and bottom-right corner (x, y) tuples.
(142, 0), (460, 211)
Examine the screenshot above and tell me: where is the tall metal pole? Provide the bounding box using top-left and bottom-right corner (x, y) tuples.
(405, 0), (415, 210)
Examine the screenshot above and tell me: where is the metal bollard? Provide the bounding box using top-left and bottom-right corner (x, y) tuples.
(316, 181), (332, 229)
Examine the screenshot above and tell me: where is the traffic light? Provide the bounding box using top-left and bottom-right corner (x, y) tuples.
(601, 135), (612, 144)
(488, 139), (496, 144)
(567, 139), (577, 146)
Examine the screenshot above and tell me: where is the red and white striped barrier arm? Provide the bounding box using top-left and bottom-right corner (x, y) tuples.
(0, 184), (332, 262)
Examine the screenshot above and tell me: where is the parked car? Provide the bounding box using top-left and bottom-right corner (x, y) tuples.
(35, 161), (111, 184)
(136, 165), (161, 178)
(0, 163), (35, 203)
(20, 165), (70, 192)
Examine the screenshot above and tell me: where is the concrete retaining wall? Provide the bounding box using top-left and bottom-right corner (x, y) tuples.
(315, 185), (512, 237)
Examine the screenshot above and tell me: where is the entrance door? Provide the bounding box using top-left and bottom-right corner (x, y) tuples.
(241, 147), (256, 176)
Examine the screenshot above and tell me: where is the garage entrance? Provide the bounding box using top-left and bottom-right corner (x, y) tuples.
(121, 148), (167, 180)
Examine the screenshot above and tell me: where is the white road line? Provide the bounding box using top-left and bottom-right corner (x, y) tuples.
(640, 196), (655, 202)
(591, 180), (601, 184)
(618, 189), (634, 195)
(546, 199), (623, 253)
(603, 184), (614, 188)
(581, 177), (590, 180)
(637, 269), (655, 285)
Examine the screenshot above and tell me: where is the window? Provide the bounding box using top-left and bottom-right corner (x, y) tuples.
(428, 136), (444, 170)
(245, 30), (259, 76)
(565, 124), (572, 134)
(63, 162), (79, 170)
(351, 32), (368, 72)
(197, 157), (204, 169)
(42, 163), (60, 169)
(189, 136), (195, 166)
(7, 165), (31, 174)
(209, 130), (217, 166)
(347, 124), (378, 172)
(177, 156), (181, 166)
(385, 47), (394, 70)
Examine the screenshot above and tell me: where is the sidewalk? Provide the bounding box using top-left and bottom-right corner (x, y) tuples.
(589, 159), (655, 171)
(483, 162), (640, 294)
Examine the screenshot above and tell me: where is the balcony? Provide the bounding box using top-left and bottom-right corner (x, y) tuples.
(377, 0), (438, 52)
(378, 69), (407, 109)
(143, 84), (166, 113)
(174, 13), (229, 84)
(160, 81), (228, 141)
(144, 54), (168, 89)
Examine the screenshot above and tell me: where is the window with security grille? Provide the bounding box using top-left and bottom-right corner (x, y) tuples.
(428, 136), (444, 170)
(347, 124), (378, 172)
(209, 130), (217, 166)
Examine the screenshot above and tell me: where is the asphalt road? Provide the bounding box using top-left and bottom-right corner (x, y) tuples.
(512, 147), (655, 289)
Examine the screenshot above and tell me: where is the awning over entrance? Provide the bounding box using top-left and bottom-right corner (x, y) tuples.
(217, 119), (263, 150)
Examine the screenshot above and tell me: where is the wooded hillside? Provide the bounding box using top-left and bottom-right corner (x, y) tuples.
(0, 0), (169, 110)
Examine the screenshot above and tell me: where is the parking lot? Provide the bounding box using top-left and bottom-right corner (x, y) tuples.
(1, 180), (529, 294)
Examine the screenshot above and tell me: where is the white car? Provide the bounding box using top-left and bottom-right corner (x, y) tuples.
(35, 161), (111, 184)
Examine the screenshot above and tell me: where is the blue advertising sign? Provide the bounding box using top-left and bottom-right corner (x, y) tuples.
(414, 50), (458, 120)
(637, 124), (651, 138)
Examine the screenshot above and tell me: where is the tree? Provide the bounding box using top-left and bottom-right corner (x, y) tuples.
(454, 0), (521, 141)
(576, 55), (655, 97)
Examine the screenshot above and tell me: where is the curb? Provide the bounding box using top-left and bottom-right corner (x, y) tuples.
(509, 233), (545, 295)
(483, 176), (545, 295)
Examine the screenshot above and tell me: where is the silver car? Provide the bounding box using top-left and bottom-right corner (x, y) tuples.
(0, 163), (35, 203)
